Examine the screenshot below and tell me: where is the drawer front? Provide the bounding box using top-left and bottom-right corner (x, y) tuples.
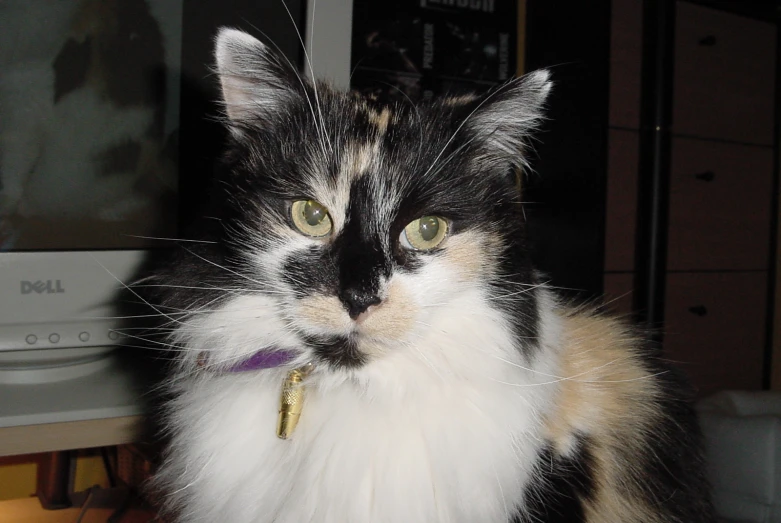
(604, 129), (639, 272)
(609, 0), (642, 129)
(664, 272), (767, 397)
(673, 1), (776, 145)
(667, 138), (773, 271)
(603, 272), (635, 317)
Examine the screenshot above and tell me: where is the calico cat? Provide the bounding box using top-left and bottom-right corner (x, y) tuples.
(151, 28), (715, 522)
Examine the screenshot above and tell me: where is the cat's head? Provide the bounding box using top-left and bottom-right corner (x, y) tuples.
(173, 28), (552, 373)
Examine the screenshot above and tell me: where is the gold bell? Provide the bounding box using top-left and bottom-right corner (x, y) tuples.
(276, 363), (313, 439)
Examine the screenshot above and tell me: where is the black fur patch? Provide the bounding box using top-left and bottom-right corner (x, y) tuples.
(305, 335), (366, 369)
(516, 434), (595, 523)
(624, 353), (715, 521)
(281, 245), (338, 296)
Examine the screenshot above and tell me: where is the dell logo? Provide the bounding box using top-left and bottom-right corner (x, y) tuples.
(21, 280), (65, 295)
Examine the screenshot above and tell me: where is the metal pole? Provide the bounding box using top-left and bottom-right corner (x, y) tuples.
(633, 0), (676, 341)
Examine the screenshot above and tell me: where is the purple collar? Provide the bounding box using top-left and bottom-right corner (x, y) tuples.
(198, 350), (297, 372)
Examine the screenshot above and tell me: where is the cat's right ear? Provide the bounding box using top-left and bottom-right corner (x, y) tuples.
(214, 28), (302, 127)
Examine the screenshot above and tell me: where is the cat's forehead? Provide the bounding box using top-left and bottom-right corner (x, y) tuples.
(304, 100), (409, 231)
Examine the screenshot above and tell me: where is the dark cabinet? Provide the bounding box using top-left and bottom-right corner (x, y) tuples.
(604, 0), (777, 396)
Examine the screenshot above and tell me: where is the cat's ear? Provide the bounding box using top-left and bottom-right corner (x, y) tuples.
(463, 70), (552, 170)
(214, 28), (302, 126)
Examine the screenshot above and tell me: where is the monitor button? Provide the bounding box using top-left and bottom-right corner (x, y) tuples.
(79, 332), (90, 342)
(108, 330), (119, 340)
(25, 334), (37, 345)
(49, 333), (60, 343)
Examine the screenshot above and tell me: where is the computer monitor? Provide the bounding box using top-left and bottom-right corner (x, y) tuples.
(0, 0), (352, 386)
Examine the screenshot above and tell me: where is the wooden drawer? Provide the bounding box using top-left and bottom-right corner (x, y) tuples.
(603, 272), (635, 317)
(664, 272), (767, 397)
(673, 1), (776, 145)
(609, 0), (642, 129)
(667, 138), (773, 271)
(604, 129), (639, 272)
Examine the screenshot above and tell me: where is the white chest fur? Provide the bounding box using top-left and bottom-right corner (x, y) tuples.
(160, 292), (562, 523)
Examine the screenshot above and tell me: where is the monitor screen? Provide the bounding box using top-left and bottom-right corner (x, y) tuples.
(0, 1), (182, 252)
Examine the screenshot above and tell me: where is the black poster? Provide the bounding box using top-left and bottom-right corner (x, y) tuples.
(351, 0), (518, 101)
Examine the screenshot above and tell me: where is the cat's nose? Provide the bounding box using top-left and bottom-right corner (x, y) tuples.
(339, 287), (382, 320)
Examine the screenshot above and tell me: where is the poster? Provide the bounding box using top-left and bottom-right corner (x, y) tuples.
(351, 0), (519, 101)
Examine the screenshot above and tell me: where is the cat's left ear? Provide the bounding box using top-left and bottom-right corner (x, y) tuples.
(214, 28), (303, 127)
(463, 70), (552, 170)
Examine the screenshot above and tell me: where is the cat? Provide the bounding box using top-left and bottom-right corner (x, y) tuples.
(150, 28), (715, 523)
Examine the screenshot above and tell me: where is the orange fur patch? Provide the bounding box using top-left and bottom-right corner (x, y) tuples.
(546, 309), (665, 522)
(367, 108), (391, 134)
(440, 230), (502, 282)
(341, 141), (373, 181)
(361, 279), (417, 339)
(297, 295), (351, 331)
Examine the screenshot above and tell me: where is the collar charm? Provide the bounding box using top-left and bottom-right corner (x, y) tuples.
(195, 350), (314, 439)
(277, 363), (314, 439)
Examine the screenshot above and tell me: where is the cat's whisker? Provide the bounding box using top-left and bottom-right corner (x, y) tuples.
(112, 325), (182, 332)
(579, 369), (670, 384)
(487, 281), (549, 301)
(486, 356), (648, 388)
(82, 311), (190, 321)
(114, 321), (254, 335)
(274, 0), (332, 159)
(305, 0), (333, 157)
(130, 284), (239, 292)
(130, 283), (286, 298)
(114, 342), (195, 354)
(115, 330), (193, 351)
(179, 245), (272, 291)
(473, 350), (567, 380)
(89, 254), (189, 327)
(122, 234), (218, 244)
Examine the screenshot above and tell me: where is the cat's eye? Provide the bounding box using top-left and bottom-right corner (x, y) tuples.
(291, 200), (332, 237)
(400, 216), (448, 251)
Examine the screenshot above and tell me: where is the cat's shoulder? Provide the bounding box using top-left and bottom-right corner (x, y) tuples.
(536, 303), (714, 522)
(545, 304), (674, 452)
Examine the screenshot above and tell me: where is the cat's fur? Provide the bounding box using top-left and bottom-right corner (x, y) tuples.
(151, 28), (715, 522)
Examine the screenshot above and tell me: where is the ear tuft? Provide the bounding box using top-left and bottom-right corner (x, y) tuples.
(465, 69), (553, 169)
(214, 28), (300, 125)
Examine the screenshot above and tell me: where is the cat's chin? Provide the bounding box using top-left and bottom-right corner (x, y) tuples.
(304, 333), (366, 370)
(303, 331), (402, 370)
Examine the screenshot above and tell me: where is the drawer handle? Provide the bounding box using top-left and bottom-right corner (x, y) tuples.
(688, 305), (708, 317)
(695, 171), (715, 182)
(698, 35), (717, 46)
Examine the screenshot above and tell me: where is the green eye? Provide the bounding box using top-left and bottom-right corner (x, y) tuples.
(401, 216), (448, 251)
(291, 200), (332, 237)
